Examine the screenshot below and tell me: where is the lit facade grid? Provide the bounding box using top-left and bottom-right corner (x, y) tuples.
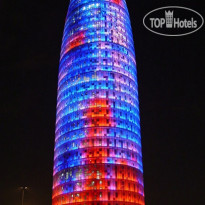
(53, 0), (145, 205)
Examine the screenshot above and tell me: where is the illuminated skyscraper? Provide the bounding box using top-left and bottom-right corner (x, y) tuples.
(53, 0), (145, 205)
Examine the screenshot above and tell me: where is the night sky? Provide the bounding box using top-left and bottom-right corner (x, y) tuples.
(1, 0), (204, 205)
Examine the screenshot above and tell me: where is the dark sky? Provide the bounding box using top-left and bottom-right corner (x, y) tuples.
(1, 0), (204, 205)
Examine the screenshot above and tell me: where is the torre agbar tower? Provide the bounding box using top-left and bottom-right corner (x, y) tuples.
(53, 0), (145, 205)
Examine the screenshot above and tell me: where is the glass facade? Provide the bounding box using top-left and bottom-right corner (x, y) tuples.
(53, 0), (145, 205)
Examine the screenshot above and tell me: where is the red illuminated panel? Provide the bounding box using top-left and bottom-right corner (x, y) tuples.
(112, 0), (121, 4)
(70, 32), (85, 50)
(64, 31), (85, 54)
(85, 98), (112, 126)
